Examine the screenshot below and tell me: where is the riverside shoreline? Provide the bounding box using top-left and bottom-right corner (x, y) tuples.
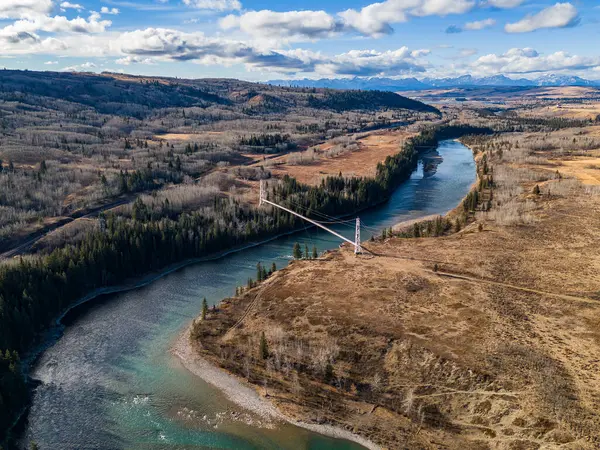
(171, 326), (381, 450)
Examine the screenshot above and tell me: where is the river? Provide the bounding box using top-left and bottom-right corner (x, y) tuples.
(20, 139), (475, 449)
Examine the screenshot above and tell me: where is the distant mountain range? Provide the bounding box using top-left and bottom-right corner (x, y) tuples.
(268, 75), (600, 91)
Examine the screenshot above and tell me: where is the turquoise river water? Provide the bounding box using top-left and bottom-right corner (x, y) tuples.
(20, 140), (475, 449)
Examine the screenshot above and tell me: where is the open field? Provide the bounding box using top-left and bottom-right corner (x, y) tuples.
(550, 157), (600, 185)
(265, 129), (414, 185)
(189, 127), (600, 449)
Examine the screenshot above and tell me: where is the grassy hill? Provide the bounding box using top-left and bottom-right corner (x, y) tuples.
(0, 70), (438, 118)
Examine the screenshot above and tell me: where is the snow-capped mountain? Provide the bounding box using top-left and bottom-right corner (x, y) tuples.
(268, 75), (600, 91)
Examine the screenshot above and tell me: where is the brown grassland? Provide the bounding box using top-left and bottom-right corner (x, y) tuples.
(190, 126), (600, 449)
(266, 129), (415, 185)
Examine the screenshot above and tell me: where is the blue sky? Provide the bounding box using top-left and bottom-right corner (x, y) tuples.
(1, 0), (599, 80)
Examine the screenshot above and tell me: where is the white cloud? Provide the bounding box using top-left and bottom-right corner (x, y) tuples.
(100, 7), (120, 15)
(1, 13), (112, 35)
(220, 10), (343, 41)
(108, 28), (428, 77)
(62, 61), (97, 72)
(464, 18), (495, 30)
(471, 48), (600, 75)
(0, 0), (53, 19)
(485, 0), (524, 8)
(44, 60), (59, 64)
(411, 0), (475, 17)
(115, 28), (312, 71)
(116, 55), (156, 65)
(222, 0), (476, 40)
(316, 47), (428, 77)
(60, 2), (85, 11)
(505, 3), (579, 33)
(183, 0), (241, 11)
(340, 0), (475, 37)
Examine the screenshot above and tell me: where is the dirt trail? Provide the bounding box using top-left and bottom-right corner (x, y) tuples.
(435, 271), (599, 305)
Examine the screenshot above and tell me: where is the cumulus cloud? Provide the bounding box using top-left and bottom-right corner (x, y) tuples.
(116, 55), (156, 65)
(410, 0), (475, 17)
(0, 0), (53, 19)
(0, 30), (40, 44)
(339, 0), (475, 37)
(60, 2), (84, 12)
(100, 7), (120, 15)
(464, 18), (495, 30)
(316, 47), (427, 77)
(2, 12), (112, 35)
(222, 0), (477, 40)
(505, 3), (579, 33)
(484, 0), (524, 8)
(112, 28), (428, 76)
(472, 48), (600, 75)
(183, 0), (241, 11)
(62, 61), (97, 72)
(0, 31), (68, 54)
(220, 10), (343, 41)
(117, 28), (313, 71)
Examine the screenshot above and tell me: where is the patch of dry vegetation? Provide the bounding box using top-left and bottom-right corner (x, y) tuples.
(264, 129), (414, 185)
(190, 127), (600, 449)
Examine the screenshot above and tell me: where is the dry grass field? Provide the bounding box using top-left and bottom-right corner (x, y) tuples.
(262, 129), (413, 186)
(191, 128), (600, 449)
(550, 157), (600, 185)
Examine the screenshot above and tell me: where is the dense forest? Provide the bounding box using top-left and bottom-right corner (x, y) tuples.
(0, 124), (491, 443)
(307, 90), (440, 114)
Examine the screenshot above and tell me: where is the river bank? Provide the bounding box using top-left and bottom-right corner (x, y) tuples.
(172, 326), (381, 450)
(182, 128), (600, 448)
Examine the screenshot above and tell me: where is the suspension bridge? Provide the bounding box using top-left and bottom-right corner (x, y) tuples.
(259, 180), (371, 255)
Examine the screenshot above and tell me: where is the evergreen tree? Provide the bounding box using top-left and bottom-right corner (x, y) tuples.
(413, 223), (420, 238)
(201, 298), (208, 320)
(293, 242), (302, 259)
(256, 262), (263, 282)
(271, 262), (277, 274)
(312, 246), (318, 259)
(304, 244), (309, 259)
(259, 332), (269, 360)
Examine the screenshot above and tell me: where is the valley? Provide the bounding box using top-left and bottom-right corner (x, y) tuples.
(2, 70), (600, 450)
